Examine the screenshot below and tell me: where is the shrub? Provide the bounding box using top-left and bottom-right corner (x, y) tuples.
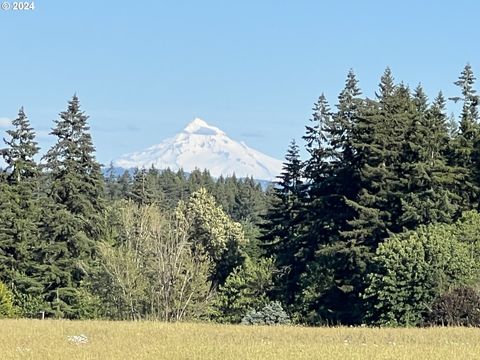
(363, 222), (477, 326)
(241, 301), (290, 325)
(213, 257), (275, 323)
(426, 287), (480, 326)
(0, 282), (17, 318)
(13, 291), (46, 318)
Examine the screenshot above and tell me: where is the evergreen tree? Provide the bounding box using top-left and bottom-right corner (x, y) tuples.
(0, 108), (43, 298)
(260, 140), (305, 305)
(130, 166), (164, 205)
(298, 72), (366, 324)
(2, 108), (39, 184)
(157, 168), (188, 208)
(104, 162), (121, 201)
(343, 68), (399, 246)
(39, 95), (105, 318)
(117, 169), (132, 199)
(449, 64), (480, 209)
(399, 89), (460, 228)
(232, 177), (265, 223)
(300, 93), (337, 260)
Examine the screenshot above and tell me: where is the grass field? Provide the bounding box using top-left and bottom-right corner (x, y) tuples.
(1, 320), (480, 359)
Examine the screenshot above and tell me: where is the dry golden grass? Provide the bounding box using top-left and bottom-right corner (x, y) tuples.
(1, 320), (480, 359)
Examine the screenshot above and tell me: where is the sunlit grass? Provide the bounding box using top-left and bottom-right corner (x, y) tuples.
(1, 320), (480, 359)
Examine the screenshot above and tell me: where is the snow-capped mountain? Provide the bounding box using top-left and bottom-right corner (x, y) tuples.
(114, 118), (283, 180)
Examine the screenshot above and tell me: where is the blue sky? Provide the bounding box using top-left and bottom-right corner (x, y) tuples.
(0, 0), (479, 165)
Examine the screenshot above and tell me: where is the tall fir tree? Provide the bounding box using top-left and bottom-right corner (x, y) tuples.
(130, 166), (164, 205)
(343, 68), (400, 246)
(449, 64), (480, 209)
(104, 162), (121, 201)
(298, 72), (367, 324)
(260, 139), (305, 305)
(39, 95), (105, 318)
(0, 108), (43, 297)
(399, 89), (460, 228)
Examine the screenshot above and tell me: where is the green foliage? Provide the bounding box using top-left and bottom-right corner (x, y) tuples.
(130, 167), (165, 205)
(364, 218), (479, 326)
(183, 187), (246, 285)
(0, 107), (42, 298)
(72, 284), (104, 320)
(11, 285), (46, 318)
(297, 244), (370, 325)
(38, 95), (105, 318)
(0, 282), (17, 318)
(213, 257), (275, 323)
(4, 66), (480, 326)
(272, 67), (477, 326)
(241, 301), (291, 325)
(260, 140), (306, 306)
(95, 200), (214, 321)
(448, 64), (480, 209)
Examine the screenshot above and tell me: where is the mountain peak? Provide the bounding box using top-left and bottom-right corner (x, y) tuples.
(114, 118), (283, 180)
(183, 118), (225, 136)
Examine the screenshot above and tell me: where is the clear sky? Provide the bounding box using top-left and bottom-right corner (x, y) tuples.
(0, 0), (479, 165)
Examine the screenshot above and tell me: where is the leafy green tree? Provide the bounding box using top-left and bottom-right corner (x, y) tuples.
(117, 169), (132, 199)
(182, 187), (246, 286)
(364, 214), (480, 326)
(95, 201), (213, 321)
(344, 70), (406, 244)
(1, 107), (39, 184)
(216, 174), (238, 216)
(188, 169), (215, 195)
(157, 168), (188, 209)
(232, 177), (266, 222)
(213, 257), (275, 323)
(0, 281), (17, 318)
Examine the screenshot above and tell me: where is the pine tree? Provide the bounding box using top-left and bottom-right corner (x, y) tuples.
(399, 89), (460, 228)
(104, 162), (121, 200)
(260, 139), (305, 305)
(300, 70), (406, 324)
(2, 108), (39, 184)
(332, 69), (362, 168)
(297, 72), (367, 324)
(130, 166), (164, 205)
(0, 108), (43, 298)
(39, 95), (105, 318)
(343, 68), (400, 246)
(232, 177), (265, 223)
(301, 94), (339, 252)
(157, 168), (188, 209)
(449, 64), (480, 209)
(117, 169), (132, 199)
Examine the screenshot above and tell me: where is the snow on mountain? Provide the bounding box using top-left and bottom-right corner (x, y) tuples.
(114, 118), (283, 180)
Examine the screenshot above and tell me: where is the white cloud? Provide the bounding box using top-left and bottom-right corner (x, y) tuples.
(0, 117), (11, 128)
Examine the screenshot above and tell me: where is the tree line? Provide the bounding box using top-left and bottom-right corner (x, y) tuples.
(2, 65), (480, 326)
(261, 64), (480, 326)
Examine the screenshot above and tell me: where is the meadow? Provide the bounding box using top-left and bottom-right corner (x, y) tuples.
(1, 320), (480, 359)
